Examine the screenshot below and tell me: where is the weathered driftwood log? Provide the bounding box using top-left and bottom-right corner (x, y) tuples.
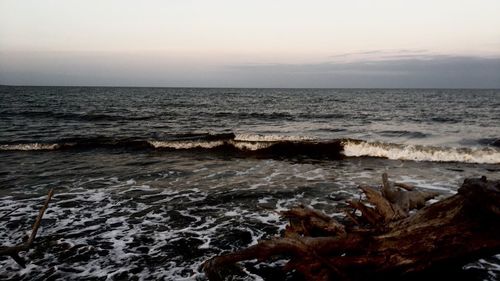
(203, 174), (500, 281)
(0, 188), (54, 267)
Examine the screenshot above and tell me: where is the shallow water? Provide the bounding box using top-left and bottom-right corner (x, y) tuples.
(1, 150), (499, 280)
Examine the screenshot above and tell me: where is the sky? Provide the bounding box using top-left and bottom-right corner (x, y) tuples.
(0, 0), (499, 88)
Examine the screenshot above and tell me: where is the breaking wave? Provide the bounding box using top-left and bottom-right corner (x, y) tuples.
(0, 143), (61, 151)
(1, 133), (499, 164)
(342, 139), (500, 164)
(0, 134), (343, 160)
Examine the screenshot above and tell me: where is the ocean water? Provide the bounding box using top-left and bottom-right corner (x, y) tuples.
(0, 86), (499, 280)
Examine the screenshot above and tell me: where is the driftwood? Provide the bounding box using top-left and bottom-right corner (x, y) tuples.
(0, 188), (54, 267)
(203, 174), (500, 281)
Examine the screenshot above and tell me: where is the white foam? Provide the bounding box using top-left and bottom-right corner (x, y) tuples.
(342, 140), (500, 164)
(148, 134), (316, 152)
(148, 140), (224, 149)
(224, 211), (239, 217)
(230, 140), (274, 151)
(294, 168), (326, 181)
(2, 156), (487, 280)
(234, 133), (315, 142)
(253, 212), (281, 224)
(258, 197), (270, 204)
(397, 176), (456, 192)
(0, 143), (60, 151)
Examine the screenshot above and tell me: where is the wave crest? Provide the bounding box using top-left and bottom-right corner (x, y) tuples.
(1, 134), (499, 164)
(0, 143), (60, 151)
(234, 134), (315, 142)
(342, 139), (500, 164)
(149, 140), (225, 149)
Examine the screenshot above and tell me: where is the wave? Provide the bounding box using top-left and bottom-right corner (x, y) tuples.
(150, 134), (342, 159)
(0, 143), (61, 151)
(342, 139), (500, 164)
(233, 134), (314, 142)
(0, 137), (152, 151)
(1, 134), (499, 164)
(0, 134), (343, 160)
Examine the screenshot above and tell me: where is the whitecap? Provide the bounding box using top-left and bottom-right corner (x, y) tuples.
(342, 139), (500, 164)
(0, 143), (60, 151)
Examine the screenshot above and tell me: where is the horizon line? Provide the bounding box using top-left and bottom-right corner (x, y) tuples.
(1, 84), (499, 90)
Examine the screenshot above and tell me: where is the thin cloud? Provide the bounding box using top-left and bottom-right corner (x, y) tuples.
(1, 52), (499, 88)
(329, 49), (430, 59)
(227, 55), (500, 88)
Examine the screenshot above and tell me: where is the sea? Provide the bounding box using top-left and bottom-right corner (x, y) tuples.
(0, 86), (499, 280)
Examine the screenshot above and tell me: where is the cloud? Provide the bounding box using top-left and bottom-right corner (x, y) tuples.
(329, 49), (429, 59)
(1, 52), (499, 88)
(228, 55), (500, 88)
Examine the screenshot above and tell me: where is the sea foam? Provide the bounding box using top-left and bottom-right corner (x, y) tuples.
(0, 143), (60, 151)
(342, 139), (500, 164)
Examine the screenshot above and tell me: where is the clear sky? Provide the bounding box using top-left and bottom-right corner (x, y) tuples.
(1, 0), (499, 87)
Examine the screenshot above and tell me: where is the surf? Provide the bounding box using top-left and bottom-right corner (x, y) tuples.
(1, 133), (499, 164)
